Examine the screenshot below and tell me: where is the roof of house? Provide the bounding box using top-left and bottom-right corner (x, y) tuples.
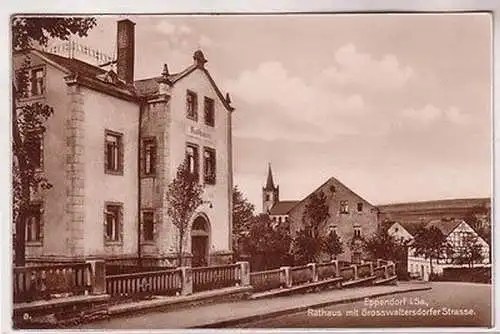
(296, 176), (375, 210)
(269, 201), (300, 215)
(425, 219), (463, 237)
(27, 49), (233, 109)
(134, 65), (196, 96)
(37, 50), (132, 92)
(393, 221), (426, 236)
(133, 51), (234, 111)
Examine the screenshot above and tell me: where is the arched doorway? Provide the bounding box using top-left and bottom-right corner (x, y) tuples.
(191, 215), (210, 267)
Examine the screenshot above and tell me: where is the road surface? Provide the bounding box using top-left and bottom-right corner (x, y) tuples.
(233, 282), (492, 328)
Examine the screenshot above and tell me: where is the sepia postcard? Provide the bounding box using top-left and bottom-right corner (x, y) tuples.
(8, 10), (495, 332)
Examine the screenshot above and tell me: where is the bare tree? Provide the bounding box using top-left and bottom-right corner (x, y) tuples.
(166, 159), (204, 267)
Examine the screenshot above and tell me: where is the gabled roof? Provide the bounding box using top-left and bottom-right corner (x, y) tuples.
(425, 219), (463, 237)
(269, 201), (299, 215)
(392, 221), (425, 237)
(133, 56), (234, 112)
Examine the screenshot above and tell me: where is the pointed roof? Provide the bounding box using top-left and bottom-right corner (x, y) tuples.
(264, 163), (276, 190)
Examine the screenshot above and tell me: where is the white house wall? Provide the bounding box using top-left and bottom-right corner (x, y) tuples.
(167, 68), (232, 255)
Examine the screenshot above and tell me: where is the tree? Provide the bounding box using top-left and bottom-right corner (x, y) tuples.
(412, 226), (450, 278)
(231, 186), (255, 260)
(241, 214), (292, 271)
(292, 191), (330, 265)
(12, 16), (96, 266)
(463, 206), (491, 246)
(323, 230), (343, 261)
(166, 159), (204, 267)
(364, 228), (405, 262)
(455, 233), (485, 268)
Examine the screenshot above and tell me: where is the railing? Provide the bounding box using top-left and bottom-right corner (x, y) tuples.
(250, 268), (283, 292)
(13, 263), (91, 303)
(373, 266), (386, 280)
(339, 265), (355, 281)
(316, 262), (338, 281)
(192, 264), (241, 293)
(357, 263), (372, 279)
(105, 269), (182, 299)
(290, 265), (313, 285)
(387, 262), (396, 277)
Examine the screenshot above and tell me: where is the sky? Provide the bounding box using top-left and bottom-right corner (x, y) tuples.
(61, 13), (492, 210)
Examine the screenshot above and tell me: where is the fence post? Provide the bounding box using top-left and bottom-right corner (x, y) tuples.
(369, 262), (374, 277)
(180, 267), (193, 296)
(280, 266), (292, 288)
(307, 263), (318, 282)
(351, 264), (358, 280)
(332, 260), (340, 277)
(236, 261), (250, 286)
(384, 265), (389, 279)
(86, 259), (106, 295)
(377, 259), (383, 267)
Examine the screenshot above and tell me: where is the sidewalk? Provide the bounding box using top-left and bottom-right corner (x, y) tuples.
(78, 282), (431, 329)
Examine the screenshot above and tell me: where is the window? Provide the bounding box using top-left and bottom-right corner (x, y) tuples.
(266, 194), (271, 201)
(142, 138), (157, 176)
(203, 147), (216, 184)
(186, 143), (199, 180)
(357, 202), (363, 212)
(354, 227), (362, 238)
(204, 97), (215, 126)
(31, 68), (45, 97)
(186, 90), (198, 121)
(105, 131), (123, 174)
(143, 211), (155, 241)
(17, 67), (45, 98)
(25, 203), (42, 242)
(340, 200), (349, 214)
(104, 203), (122, 242)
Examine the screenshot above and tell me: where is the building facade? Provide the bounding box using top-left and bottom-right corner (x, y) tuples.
(262, 165), (379, 263)
(387, 219), (490, 281)
(14, 19), (234, 267)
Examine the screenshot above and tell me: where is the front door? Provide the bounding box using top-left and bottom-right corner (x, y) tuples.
(192, 235), (208, 267)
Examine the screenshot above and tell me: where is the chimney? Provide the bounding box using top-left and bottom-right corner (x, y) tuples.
(116, 19), (135, 84)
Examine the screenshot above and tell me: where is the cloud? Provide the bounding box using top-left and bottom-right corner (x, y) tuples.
(156, 21), (192, 36)
(224, 61), (376, 142)
(322, 44), (414, 91)
(401, 104), (470, 125)
(226, 61), (370, 142)
(198, 35), (213, 47)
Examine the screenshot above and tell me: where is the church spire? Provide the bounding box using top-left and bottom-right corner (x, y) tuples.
(264, 163), (276, 190)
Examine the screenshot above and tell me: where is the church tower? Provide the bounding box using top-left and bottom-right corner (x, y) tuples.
(262, 163), (279, 213)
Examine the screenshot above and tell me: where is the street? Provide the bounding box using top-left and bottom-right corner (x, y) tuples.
(233, 282), (492, 328)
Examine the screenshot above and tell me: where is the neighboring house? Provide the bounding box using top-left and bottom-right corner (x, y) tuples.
(262, 165), (379, 263)
(14, 19), (234, 267)
(387, 219), (490, 281)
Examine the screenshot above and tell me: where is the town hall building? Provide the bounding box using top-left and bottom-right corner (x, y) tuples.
(14, 19), (234, 267)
